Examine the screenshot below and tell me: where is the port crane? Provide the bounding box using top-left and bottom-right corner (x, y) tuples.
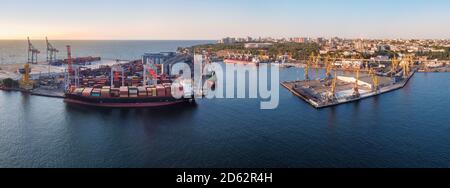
(27, 37), (40, 64)
(315, 53), (321, 80)
(111, 64), (125, 87)
(142, 58), (161, 86)
(46, 37), (59, 63)
(66, 45), (74, 75)
(325, 55), (332, 80)
(401, 55), (412, 78)
(391, 56), (399, 76)
(326, 71), (338, 103)
(19, 63), (34, 90)
(352, 68), (360, 97)
(305, 52), (314, 80)
(64, 45), (75, 89)
(369, 68), (379, 93)
(408, 54), (415, 73)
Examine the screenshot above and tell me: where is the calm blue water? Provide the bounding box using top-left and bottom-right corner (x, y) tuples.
(1, 41), (450, 168)
(0, 40), (211, 64)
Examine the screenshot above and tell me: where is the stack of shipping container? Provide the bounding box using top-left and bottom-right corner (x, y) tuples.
(70, 83), (182, 99)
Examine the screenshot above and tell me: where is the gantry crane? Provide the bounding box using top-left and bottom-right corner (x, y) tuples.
(111, 64), (125, 87)
(305, 52), (315, 81)
(352, 68), (360, 97)
(401, 55), (412, 78)
(315, 53), (321, 80)
(65, 45), (75, 89)
(408, 54), (415, 72)
(326, 71), (338, 103)
(352, 53), (362, 71)
(46, 37), (59, 64)
(27, 37), (40, 64)
(369, 68), (379, 93)
(325, 55), (332, 80)
(365, 57), (369, 71)
(391, 56), (399, 76)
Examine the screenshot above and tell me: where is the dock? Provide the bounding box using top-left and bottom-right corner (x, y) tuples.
(281, 71), (416, 109)
(30, 88), (65, 98)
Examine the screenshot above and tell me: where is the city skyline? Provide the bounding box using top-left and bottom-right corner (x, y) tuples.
(1, 0), (450, 40)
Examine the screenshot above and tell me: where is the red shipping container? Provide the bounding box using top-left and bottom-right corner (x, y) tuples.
(156, 85), (165, 97)
(164, 85), (172, 97)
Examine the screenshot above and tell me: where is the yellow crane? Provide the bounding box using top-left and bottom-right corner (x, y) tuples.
(369, 68), (379, 93)
(325, 55), (332, 79)
(23, 63), (30, 83)
(352, 54), (362, 71)
(408, 55), (415, 73)
(305, 52), (315, 80)
(315, 53), (321, 80)
(391, 56), (399, 74)
(331, 71), (337, 94)
(19, 63), (34, 90)
(352, 68), (360, 97)
(402, 55), (412, 78)
(327, 71), (338, 102)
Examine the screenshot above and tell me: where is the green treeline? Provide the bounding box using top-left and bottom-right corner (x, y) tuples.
(189, 42), (320, 60)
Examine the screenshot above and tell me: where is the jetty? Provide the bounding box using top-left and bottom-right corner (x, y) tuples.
(282, 70), (416, 109)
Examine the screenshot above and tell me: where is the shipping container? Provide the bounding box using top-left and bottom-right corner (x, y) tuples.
(156, 85), (165, 97)
(91, 88), (101, 97)
(138, 87), (147, 97)
(120, 86), (129, 98)
(101, 89), (111, 97)
(111, 88), (120, 97)
(146, 87), (157, 97)
(74, 88), (84, 95)
(164, 85), (172, 97)
(146, 86), (155, 96)
(152, 88), (157, 96)
(129, 87), (138, 98)
(82, 88), (93, 97)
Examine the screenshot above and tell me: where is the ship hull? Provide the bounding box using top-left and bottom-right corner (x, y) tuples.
(64, 94), (193, 108)
(224, 59), (259, 65)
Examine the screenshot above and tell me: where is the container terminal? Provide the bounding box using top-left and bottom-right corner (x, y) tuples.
(0, 38), (200, 108)
(281, 53), (417, 109)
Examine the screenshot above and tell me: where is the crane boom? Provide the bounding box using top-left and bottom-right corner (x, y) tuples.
(27, 37), (40, 64)
(352, 68), (360, 97)
(46, 37), (59, 63)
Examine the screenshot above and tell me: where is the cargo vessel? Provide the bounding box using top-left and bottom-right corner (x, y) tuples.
(64, 83), (194, 108)
(224, 57), (260, 65)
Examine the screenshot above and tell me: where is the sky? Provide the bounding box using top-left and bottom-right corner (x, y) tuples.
(0, 0), (449, 40)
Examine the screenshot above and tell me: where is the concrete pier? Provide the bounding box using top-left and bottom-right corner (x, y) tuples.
(281, 71), (416, 109)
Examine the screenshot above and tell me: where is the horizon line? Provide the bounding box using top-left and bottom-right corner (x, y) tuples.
(1, 37), (450, 41)
(0, 38), (217, 41)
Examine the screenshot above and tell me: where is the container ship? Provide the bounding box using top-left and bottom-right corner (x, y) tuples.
(64, 83), (194, 108)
